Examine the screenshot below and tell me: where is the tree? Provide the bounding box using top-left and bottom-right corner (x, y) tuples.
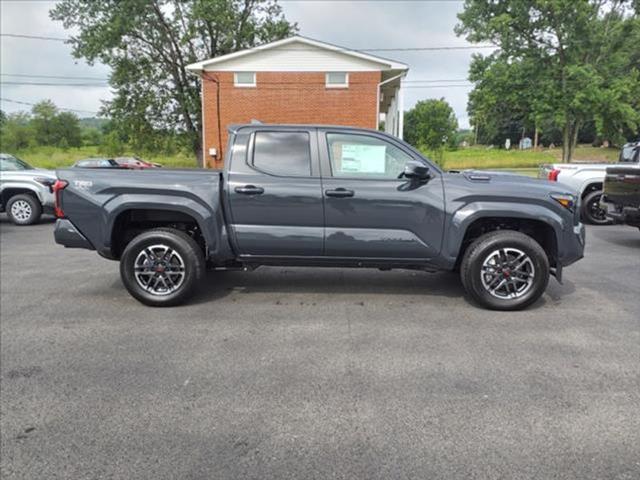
(404, 99), (459, 151)
(53, 112), (83, 148)
(457, 0), (640, 161)
(50, 0), (297, 166)
(31, 100), (59, 146)
(0, 112), (34, 151)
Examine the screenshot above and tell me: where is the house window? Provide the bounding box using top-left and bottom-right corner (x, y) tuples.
(234, 72), (256, 87)
(326, 72), (348, 88)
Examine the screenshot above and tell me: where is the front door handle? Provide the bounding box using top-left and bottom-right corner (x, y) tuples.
(235, 185), (264, 195)
(325, 188), (354, 198)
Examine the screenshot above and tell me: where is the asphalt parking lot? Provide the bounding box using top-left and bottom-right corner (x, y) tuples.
(1, 216), (639, 479)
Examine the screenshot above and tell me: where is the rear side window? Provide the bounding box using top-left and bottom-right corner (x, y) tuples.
(252, 131), (311, 176)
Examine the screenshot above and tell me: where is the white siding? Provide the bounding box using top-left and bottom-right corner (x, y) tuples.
(204, 42), (389, 72)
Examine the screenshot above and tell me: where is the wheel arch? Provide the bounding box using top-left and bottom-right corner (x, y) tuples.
(107, 202), (213, 260)
(1, 186), (41, 207)
(447, 205), (563, 270)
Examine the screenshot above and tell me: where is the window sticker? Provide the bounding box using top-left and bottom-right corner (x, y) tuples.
(340, 144), (386, 174)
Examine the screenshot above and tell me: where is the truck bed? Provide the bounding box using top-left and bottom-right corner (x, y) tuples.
(56, 167), (227, 259)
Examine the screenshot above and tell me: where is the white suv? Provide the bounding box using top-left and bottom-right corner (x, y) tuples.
(0, 153), (56, 225)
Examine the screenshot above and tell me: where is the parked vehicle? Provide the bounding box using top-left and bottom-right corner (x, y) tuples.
(0, 153), (56, 225)
(73, 158), (123, 169)
(601, 164), (640, 231)
(114, 157), (162, 169)
(53, 125), (585, 311)
(538, 141), (640, 225)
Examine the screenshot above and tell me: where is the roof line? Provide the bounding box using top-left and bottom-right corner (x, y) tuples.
(186, 35), (409, 72)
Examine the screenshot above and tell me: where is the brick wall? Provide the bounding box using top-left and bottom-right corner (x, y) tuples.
(201, 71), (382, 168)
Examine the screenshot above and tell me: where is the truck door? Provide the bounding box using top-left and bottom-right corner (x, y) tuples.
(318, 130), (445, 260)
(226, 128), (324, 256)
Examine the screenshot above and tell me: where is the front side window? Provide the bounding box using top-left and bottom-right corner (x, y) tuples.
(253, 131), (311, 177)
(326, 133), (413, 179)
(326, 72), (348, 88)
(234, 72), (256, 87)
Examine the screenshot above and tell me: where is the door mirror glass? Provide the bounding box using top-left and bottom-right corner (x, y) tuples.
(402, 161), (430, 180)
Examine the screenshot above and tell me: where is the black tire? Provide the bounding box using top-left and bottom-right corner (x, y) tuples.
(460, 230), (550, 311)
(6, 194), (42, 225)
(120, 228), (204, 307)
(581, 190), (611, 225)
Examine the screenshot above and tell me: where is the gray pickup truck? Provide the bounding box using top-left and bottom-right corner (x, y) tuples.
(54, 125), (585, 310)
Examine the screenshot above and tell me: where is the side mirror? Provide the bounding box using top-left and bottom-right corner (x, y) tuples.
(402, 161), (430, 181)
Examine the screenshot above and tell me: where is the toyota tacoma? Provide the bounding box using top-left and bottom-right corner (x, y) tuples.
(53, 125), (585, 310)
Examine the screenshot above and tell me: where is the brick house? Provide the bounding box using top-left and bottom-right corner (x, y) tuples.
(186, 36), (409, 168)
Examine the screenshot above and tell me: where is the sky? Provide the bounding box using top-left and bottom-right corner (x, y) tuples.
(0, 0), (490, 128)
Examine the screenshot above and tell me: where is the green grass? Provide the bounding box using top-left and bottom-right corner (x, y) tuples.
(13, 144), (620, 172)
(12, 146), (198, 169)
(423, 145), (620, 171)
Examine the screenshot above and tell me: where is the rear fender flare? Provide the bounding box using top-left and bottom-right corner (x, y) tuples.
(104, 194), (219, 254)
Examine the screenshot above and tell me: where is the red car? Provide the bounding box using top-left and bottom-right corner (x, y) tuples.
(114, 157), (162, 169)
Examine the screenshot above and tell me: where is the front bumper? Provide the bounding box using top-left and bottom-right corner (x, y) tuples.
(558, 221), (585, 268)
(54, 219), (95, 250)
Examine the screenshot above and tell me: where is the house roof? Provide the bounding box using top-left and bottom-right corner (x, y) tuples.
(186, 35), (409, 73)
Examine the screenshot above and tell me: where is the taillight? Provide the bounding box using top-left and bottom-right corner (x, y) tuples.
(548, 169), (561, 181)
(52, 179), (68, 218)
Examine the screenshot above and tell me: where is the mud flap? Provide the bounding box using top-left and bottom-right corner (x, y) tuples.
(550, 264), (563, 284)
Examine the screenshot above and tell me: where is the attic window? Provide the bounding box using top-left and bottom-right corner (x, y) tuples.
(326, 72), (349, 88)
(234, 72), (256, 87)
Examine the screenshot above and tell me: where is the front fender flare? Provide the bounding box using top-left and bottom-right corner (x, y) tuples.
(444, 201), (566, 263)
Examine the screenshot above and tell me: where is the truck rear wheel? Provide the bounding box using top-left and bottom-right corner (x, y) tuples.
(120, 228), (204, 307)
(460, 230), (550, 311)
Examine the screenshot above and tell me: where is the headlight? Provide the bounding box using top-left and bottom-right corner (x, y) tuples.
(550, 193), (577, 212)
(33, 177), (56, 192)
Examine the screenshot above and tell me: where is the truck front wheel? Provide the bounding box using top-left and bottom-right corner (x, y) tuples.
(460, 230), (550, 311)
(120, 228), (204, 307)
(6, 194), (42, 225)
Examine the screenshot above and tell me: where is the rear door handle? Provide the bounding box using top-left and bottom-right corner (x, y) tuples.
(235, 185), (264, 195)
(325, 188), (354, 198)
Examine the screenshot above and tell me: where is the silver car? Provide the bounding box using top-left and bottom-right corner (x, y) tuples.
(0, 153), (56, 225)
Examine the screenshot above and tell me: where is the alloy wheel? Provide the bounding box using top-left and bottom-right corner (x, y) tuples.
(10, 200), (33, 222)
(133, 244), (186, 296)
(480, 248), (535, 299)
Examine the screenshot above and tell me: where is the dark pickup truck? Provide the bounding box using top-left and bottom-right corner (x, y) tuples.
(601, 163), (640, 230)
(54, 124), (585, 310)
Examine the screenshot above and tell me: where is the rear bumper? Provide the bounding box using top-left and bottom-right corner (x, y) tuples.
(601, 200), (640, 227)
(54, 219), (95, 250)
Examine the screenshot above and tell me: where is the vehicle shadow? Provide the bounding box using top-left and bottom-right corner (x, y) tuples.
(0, 214), (56, 226)
(190, 267), (577, 312)
(190, 268), (469, 306)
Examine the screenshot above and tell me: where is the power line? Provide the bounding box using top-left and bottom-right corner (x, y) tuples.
(0, 97), (100, 115)
(0, 33), (67, 42)
(0, 32), (495, 52)
(1, 81), (109, 87)
(1, 73), (110, 81)
(2, 72), (468, 83)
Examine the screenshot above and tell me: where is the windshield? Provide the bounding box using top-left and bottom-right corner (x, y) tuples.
(619, 145), (638, 163)
(0, 155), (34, 171)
